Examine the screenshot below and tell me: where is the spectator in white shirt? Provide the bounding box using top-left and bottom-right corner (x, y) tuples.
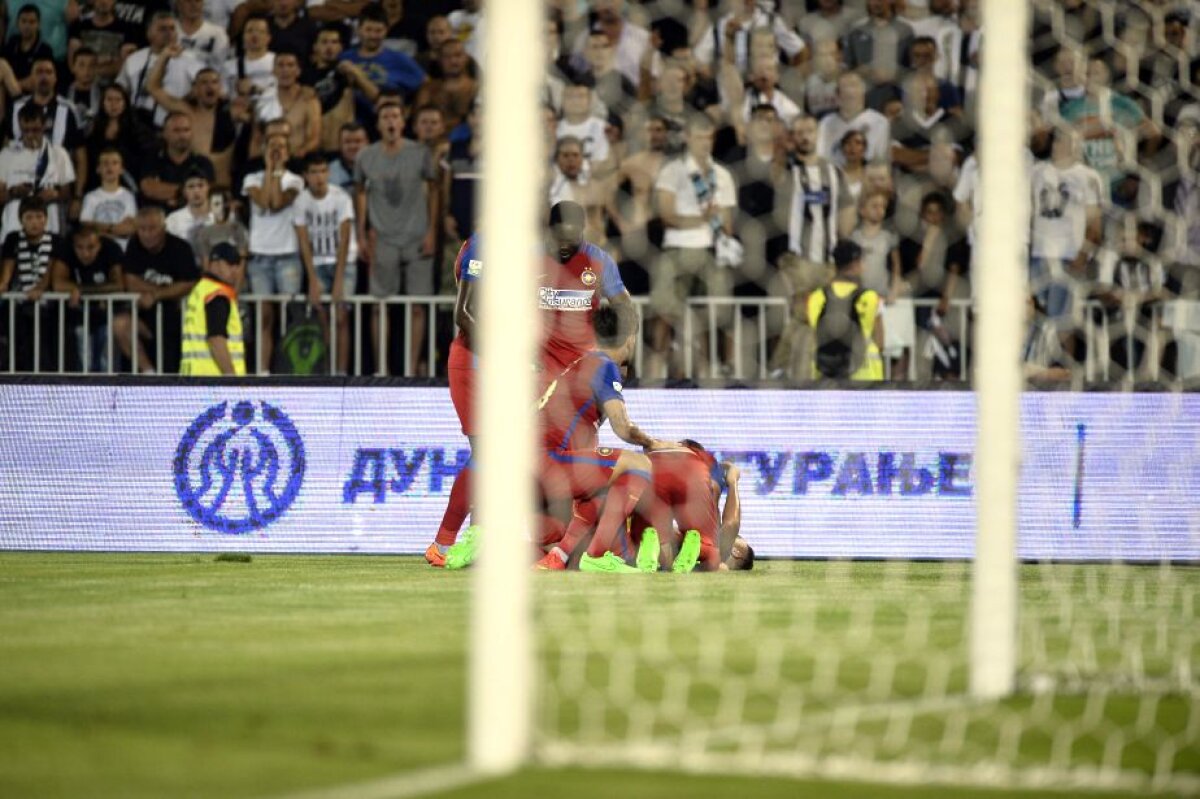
(0, 104), (75, 242)
(116, 10), (203, 128)
(165, 172), (215, 263)
(652, 116), (738, 378)
(175, 0), (230, 70)
(243, 132), (304, 372)
(294, 153), (357, 374)
(80, 147), (137, 251)
(222, 15), (276, 104)
(816, 71), (891, 166)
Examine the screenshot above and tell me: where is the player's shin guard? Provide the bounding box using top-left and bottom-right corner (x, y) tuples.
(586, 469), (650, 559)
(435, 465), (471, 547)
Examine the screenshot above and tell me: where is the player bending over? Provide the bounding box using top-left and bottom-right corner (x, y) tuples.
(537, 304), (673, 573)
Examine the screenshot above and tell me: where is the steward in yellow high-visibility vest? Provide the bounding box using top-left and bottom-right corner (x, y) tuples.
(181, 243), (246, 376)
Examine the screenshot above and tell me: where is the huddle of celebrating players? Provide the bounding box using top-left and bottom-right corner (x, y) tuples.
(425, 200), (754, 573)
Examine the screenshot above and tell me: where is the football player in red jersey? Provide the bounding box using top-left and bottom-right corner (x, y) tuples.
(537, 304), (674, 573)
(540, 201), (634, 380)
(546, 439), (753, 572)
(425, 234), (481, 567)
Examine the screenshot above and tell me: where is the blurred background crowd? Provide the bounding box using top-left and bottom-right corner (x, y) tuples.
(0, 0), (1198, 383)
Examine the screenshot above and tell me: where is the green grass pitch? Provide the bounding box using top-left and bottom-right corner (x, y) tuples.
(0, 553), (1194, 798)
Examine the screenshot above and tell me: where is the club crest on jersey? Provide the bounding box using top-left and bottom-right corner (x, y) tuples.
(597, 447), (614, 457)
(580, 268), (597, 287)
(539, 287), (594, 311)
(467, 259), (482, 276)
(612, 381), (623, 393)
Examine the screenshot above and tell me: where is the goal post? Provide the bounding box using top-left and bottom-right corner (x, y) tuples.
(471, 0), (543, 775)
(971, 0), (1028, 700)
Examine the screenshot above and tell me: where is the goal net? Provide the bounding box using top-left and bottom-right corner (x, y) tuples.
(475, 0), (1199, 794)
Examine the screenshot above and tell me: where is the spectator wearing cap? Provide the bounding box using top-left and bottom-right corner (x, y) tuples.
(180, 242), (246, 376)
(806, 239), (884, 381)
(2, 4), (54, 90)
(117, 10), (204, 129)
(113, 204), (199, 374)
(138, 111), (216, 212)
(0, 102), (75, 242)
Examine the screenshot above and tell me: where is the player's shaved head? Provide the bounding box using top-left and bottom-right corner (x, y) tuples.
(548, 201), (586, 262)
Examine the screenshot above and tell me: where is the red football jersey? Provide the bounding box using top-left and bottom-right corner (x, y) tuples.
(539, 241), (626, 375)
(538, 350), (625, 452)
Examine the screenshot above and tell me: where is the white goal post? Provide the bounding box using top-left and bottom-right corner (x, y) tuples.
(971, 0), (1028, 700)
(471, 0), (542, 776)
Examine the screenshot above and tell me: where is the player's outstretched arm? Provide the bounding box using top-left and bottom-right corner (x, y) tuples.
(603, 398), (658, 450)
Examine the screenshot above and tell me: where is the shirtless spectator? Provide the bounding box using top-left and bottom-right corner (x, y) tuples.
(250, 51), (321, 162)
(413, 38), (478, 130)
(147, 47), (236, 189)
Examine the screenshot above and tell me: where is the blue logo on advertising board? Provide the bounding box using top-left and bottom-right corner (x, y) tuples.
(173, 401), (305, 534)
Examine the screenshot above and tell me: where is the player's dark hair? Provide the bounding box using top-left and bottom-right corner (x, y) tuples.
(736, 545), (756, 571)
(681, 439), (707, 453)
(593, 303), (637, 349)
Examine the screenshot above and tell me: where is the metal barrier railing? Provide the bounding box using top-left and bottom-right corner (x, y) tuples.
(0, 291), (1188, 384)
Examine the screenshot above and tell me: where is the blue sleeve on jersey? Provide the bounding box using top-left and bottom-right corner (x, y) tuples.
(590, 357), (625, 407)
(584, 242), (626, 298)
(458, 235), (481, 282)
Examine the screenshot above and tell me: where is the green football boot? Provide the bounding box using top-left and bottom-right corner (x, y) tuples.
(672, 529), (702, 573)
(636, 528), (661, 573)
(444, 525), (481, 570)
(579, 551), (642, 574)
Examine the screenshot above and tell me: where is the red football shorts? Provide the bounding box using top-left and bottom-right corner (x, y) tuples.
(540, 447), (624, 502)
(448, 338), (476, 436)
(639, 451), (722, 569)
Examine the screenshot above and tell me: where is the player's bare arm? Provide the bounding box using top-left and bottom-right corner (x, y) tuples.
(454, 277), (477, 350)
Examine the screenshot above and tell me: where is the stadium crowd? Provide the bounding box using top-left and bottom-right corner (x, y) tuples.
(0, 0), (1197, 381)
